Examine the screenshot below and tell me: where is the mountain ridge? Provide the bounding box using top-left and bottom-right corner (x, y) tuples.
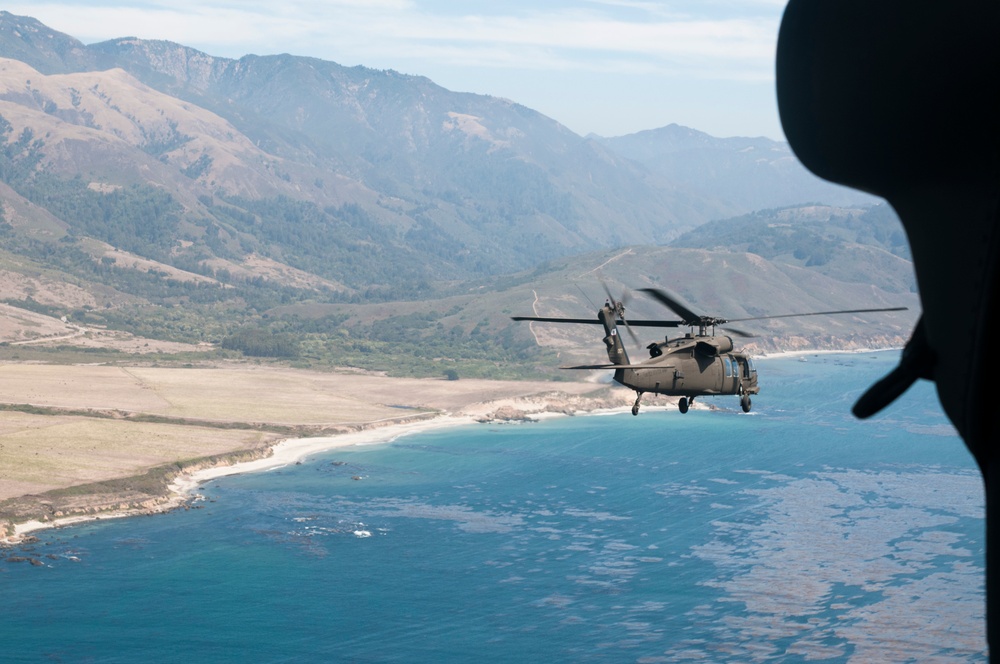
(0, 11), (915, 376)
(595, 123), (877, 211)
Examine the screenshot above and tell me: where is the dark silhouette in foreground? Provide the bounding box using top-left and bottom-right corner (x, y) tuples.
(776, 0), (1000, 649)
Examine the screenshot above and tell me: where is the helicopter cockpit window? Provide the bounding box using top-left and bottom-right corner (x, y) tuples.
(726, 357), (737, 378)
(744, 358), (757, 378)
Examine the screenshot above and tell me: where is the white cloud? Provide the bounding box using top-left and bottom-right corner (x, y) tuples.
(8, 2), (777, 76)
(4, 1), (785, 137)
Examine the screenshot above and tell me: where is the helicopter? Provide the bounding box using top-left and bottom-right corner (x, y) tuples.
(513, 287), (907, 415)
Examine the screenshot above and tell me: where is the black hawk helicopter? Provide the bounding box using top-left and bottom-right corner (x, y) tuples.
(514, 287), (907, 415)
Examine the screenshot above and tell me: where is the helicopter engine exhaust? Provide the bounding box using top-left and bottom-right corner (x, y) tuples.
(695, 337), (734, 357)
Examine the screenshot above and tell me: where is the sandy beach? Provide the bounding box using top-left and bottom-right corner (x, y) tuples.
(171, 413), (480, 492)
(7, 413), (480, 539)
(12, 405), (655, 541)
(0, 361), (637, 542)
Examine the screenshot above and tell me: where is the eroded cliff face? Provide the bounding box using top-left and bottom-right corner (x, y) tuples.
(0, 444), (276, 540)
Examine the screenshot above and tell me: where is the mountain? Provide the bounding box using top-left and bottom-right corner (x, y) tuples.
(280, 244), (918, 374)
(0, 12), (916, 375)
(0, 11), (714, 289)
(595, 124), (879, 212)
(670, 203), (915, 294)
(0, 12), (878, 279)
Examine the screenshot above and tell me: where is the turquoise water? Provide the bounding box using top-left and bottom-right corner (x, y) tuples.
(1, 353), (987, 662)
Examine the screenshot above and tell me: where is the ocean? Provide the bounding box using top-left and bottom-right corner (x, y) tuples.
(0, 352), (987, 662)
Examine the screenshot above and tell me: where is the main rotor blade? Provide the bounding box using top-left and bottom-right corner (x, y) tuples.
(725, 306), (909, 324)
(561, 363), (677, 370)
(512, 316), (683, 327)
(720, 326), (756, 338)
(639, 288), (702, 323)
(511, 316), (603, 324)
(640, 289), (907, 327)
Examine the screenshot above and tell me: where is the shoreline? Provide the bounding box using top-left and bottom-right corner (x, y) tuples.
(757, 346), (902, 360)
(2, 348), (903, 545)
(171, 413), (480, 493)
(4, 400), (659, 543)
(5, 413), (479, 542)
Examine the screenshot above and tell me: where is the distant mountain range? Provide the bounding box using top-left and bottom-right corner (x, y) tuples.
(0, 11), (915, 372)
(595, 125), (879, 212)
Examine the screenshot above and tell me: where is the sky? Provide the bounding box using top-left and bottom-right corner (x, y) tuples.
(8, 1), (790, 140)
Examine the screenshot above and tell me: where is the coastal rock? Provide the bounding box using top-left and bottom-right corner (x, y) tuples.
(470, 388), (676, 424)
(476, 405), (535, 423)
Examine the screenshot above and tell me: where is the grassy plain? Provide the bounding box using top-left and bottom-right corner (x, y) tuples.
(0, 411), (273, 499)
(0, 361), (606, 532)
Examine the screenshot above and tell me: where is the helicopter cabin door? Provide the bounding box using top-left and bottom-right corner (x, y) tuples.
(723, 355), (740, 394)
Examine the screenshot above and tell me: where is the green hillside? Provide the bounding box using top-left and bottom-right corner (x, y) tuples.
(0, 12), (919, 379)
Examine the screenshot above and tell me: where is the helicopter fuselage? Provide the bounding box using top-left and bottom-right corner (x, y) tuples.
(594, 304), (758, 414)
(615, 334), (759, 400)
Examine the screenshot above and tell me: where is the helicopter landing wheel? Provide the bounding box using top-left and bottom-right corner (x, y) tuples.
(678, 397), (689, 414)
(741, 395), (752, 413)
(632, 392), (643, 416)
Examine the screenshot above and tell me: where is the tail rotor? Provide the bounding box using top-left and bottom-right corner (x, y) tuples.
(601, 278), (642, 351)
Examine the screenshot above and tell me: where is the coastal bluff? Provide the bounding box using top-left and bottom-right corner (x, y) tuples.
(0, 362), (624, 541)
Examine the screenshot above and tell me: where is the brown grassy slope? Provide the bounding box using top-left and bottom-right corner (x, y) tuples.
(0, 363), (604, 503)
